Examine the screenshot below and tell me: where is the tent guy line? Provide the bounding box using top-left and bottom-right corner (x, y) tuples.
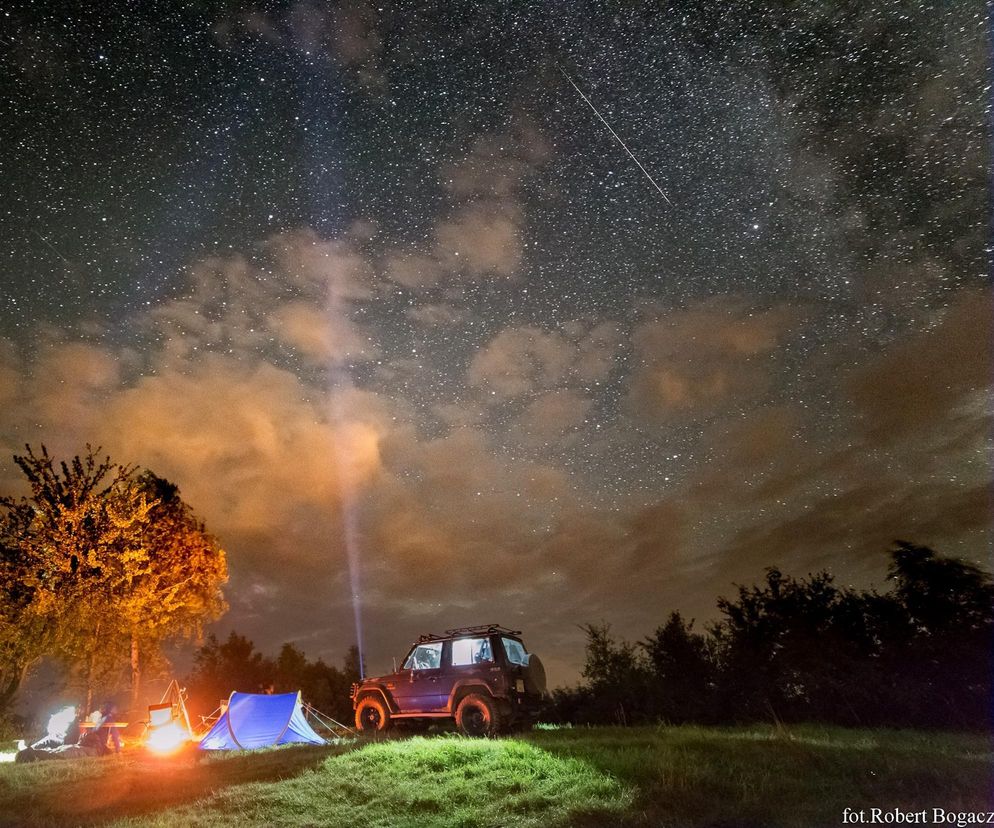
(559, 66), (673, 206)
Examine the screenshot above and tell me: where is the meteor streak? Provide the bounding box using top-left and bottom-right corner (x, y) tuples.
(560, 68), (673, 206)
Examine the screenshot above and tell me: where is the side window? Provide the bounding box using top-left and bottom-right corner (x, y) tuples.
(451, 637), (493, 667)
(502, 637), (528, 666)
(403, 642), (443, 670)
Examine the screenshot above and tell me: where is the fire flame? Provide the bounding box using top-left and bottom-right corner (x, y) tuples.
(146, 721), (189, 755)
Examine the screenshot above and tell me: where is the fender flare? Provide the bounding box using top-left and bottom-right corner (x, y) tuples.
(447, 680), (495, 712)
(354, 685), (396, 714)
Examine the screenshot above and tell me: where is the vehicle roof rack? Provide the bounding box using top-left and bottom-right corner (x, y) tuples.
(415, 624), (523, 644)
(444, 624), (522, 638)
(415, 631), (447, 643)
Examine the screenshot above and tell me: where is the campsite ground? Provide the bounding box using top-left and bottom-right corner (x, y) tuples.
(0, 724), (990, 827)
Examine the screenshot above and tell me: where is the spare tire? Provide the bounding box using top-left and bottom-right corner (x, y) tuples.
(523, 653), (547, 696)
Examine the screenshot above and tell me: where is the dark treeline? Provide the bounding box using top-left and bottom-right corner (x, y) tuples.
(184, 633), (361, 728)
(551, 543), (993, 730)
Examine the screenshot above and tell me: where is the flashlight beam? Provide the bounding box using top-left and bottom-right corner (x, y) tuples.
(560, 67), (672, 206)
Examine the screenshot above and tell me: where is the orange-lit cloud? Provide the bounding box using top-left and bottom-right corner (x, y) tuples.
(628, 299), (799, 421)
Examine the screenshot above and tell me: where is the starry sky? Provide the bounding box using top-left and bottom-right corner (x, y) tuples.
(1, 0), (990, 686)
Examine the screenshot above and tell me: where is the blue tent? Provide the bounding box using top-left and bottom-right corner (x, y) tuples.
(199, 691), (326, 750)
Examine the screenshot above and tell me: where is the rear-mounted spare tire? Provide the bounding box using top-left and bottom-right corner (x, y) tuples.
(523, 653), (547, 695)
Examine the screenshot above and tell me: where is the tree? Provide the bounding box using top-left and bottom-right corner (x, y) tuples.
(879, 542), (994, 728)
(116, 473), (228, 707)
(185, 632), (274, 716)
(642, 612), (714, 723)
(578, 623), (651, 724)
(186, 635), (361, 726)
(0, 445), (227, 711)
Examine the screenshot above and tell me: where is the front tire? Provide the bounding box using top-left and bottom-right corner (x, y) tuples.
(455, 693), (501, 737)
(355, 695), (391, 732)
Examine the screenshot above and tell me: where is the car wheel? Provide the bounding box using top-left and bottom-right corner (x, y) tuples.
(355, 696), (391, 732)
(455, 693), (501, 737)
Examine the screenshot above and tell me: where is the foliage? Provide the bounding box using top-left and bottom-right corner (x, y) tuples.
(577, 623), (651, 725)
(0, 445), (227, 710)
(185, 634), (360, 727)
(641, 612), (714, 724)
(555, 543), (993, 729)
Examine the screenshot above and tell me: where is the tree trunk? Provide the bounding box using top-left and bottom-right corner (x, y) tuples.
(0, 659), (35, 713)
(85, 620), (101, 713)
(130, 633), (141, 709)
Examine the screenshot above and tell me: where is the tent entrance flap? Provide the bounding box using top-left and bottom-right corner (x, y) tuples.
(199, 692), (325, 750)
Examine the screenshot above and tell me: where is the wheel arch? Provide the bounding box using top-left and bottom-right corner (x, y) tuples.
(354, 685), (396, 714)
(447, 680), (494, 712)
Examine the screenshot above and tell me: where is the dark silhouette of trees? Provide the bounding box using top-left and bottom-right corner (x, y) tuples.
(578, 623), (651, 725)
(555, 543), (993, 729)
(642, 612), (713, 724)
(185, 633), (360, 727)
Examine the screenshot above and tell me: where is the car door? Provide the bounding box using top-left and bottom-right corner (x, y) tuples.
(444, 635), (497, 698)
(392, 641), (446, 713)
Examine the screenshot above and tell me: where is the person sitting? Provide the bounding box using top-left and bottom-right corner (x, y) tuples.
(16, 702), (121, 763)
(78, 702), (122, 756)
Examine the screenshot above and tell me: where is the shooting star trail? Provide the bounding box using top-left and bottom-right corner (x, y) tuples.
(32, 231), (74, 267)
(560, 68), (673, 206)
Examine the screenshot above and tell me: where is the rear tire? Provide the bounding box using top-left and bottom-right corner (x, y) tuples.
(455, 693), (501, 737)
(355, 696), (391, 732)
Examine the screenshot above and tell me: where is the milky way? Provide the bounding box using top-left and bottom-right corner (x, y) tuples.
(0, 1), (989, 684)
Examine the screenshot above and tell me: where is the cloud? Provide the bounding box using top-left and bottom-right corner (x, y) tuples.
(268, 302), (373, 362)
(364, 427), (581, 599)
(1, 229), (987, 690)
(469, 326), (572, 399)
(386, 254), (444, 291)
(434, 203), (522, 277)
(149, 229), (377, 367)
(384, 123), (550, 291)
(628, 299), (799, 422)
(469, 322), (623, 401)
(513, 390), (594, 445)
(404, 303), (470, 327)
(845, 288), (991, 440)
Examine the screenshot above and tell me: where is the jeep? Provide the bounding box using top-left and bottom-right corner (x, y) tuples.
(350, 624), (547, 737)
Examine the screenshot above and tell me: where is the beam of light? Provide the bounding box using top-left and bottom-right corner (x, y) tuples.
(329, 388), (365, 680)
(559, 68), (673, 206)
(288, 41), (365, 679)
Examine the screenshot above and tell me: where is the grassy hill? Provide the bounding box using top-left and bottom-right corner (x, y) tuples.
(0, 725), (989, 827)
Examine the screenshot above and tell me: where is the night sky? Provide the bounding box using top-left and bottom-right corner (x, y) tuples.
(1, 1), (990, 685)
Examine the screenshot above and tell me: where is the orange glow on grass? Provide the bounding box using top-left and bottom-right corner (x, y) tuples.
(145, 721), (190, 755)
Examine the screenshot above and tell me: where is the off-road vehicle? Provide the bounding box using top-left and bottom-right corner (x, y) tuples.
(351, 624), (547, 736)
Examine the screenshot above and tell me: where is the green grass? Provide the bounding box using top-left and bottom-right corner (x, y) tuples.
(0, 725), (989, 827)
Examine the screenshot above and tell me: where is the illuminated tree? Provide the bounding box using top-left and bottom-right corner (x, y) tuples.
(0, 445), (227, 711)
(114, 473), (228, 707)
